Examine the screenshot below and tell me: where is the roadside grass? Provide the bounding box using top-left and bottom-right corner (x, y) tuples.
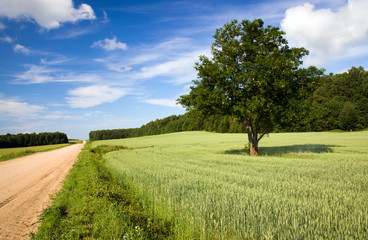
(33, 143), (173, 239)
(0, 142), (79, 162)
(92, 131), (368, 239)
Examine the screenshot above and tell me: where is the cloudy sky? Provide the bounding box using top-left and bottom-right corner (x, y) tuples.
(0, 0), (367, 139)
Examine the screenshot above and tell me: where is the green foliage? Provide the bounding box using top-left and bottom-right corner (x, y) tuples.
(244, 142), (250, 154)
(339, 102), (359, 130)
(178, 19), (324, 154)
(89, 65), (368, 142)
(0, 132), (68, 148)
(312, 66), (368, 131)
(90, 145), (127, 156)
(95, 131), (368, 239)
(89, 113), (246, 141)
(34, 143), (173, 239)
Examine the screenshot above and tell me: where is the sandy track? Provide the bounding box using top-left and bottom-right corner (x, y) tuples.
(0, 143), (84, 239)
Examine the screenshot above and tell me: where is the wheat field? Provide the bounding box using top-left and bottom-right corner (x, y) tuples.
(92, 131), (368, 239)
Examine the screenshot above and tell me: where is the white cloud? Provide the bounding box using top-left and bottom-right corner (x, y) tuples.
(14, 64), (101, 84)
(0, 22), (5, 30)
(51, 25), (98, 39)
(0, 0), (95, 29)
(0, 35), (12, 42)
(92, 51), (162, 74)
(44, 111), (82, 120)
(135, 51), (203, 84)
(281, 0), (368, 67)
(15, 65), (55, 83)
(13, 45), (64, 57)
(40, 57), (73, 65)
(67, 85), (128, 108)
(92, 37), (128, 51)
(94, 37), (210, 84)
(101, 10), (109, 24)
(0, 98), (44, 119)
(13, 44), (30, 55)
(142, 98), (180, 108)
(94, 57), (132, 73)
(0, 122), (44, 131)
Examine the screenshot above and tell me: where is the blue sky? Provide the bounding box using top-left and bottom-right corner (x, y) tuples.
(1, 0), (367, 139)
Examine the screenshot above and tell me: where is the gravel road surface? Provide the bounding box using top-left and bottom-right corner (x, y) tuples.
(0, 143), (84, 239)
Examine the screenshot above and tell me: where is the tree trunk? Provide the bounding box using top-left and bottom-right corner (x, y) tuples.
(249, 141), (259, 156)
(246, 125), (259, 156)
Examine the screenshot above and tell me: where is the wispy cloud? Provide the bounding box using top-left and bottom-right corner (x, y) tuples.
(92, 37), (128, 51)
(15, 65), (54, 83)
(0, 0), (95, 29)
(67, 85), (129, 108)
(132, 39), (210, 84)
(12, 44), (62, 56)
(0, 35), (13, 43)
(94, 57), (132, 73)
(40, 57), (74, 65)
(0, 98), (44, 120)
(0, 122), (48, 134)
(13, 44), (30, 55)
(44, 110), (83, 120)
(101, 10), (109, 24)
(134, 49), (206, 84)
(94, 37), (210, 85)
(142, 98), (180, 108)
(0, 96), (89, 136)
(13, 64), (102, 84)
(51, 25), (100, 39)
(0, 22), (5, 30)
(0, 93), (90, 119)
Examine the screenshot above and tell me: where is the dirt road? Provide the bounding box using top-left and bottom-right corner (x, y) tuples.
(0, 143), (84, 239)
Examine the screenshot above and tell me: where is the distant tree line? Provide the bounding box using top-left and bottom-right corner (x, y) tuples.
(89, 114), (247, 141)
(0, 132), (69, 148)
(89, 66), (368, 141)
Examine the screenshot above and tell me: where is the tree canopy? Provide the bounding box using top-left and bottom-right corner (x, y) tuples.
(311, 66), (368, 131)
(178, 19), (324, 155)
(89, 66), (368, 142)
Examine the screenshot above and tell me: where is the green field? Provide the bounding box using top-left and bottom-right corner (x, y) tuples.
(0, 142), (77, 162)
(91, 131), (368, 239)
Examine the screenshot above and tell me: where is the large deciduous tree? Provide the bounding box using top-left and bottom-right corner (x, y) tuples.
(178, 19), (323, 156)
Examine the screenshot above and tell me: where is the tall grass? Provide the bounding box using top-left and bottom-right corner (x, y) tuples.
(93, 131), (368, 239)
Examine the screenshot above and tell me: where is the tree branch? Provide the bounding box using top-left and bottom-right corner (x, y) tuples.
(258, 131), (268, 141)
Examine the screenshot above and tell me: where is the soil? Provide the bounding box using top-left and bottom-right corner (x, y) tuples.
(0, 143), (84, 239)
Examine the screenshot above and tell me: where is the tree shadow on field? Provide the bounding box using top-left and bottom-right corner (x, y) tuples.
(225, 144), (338, 156)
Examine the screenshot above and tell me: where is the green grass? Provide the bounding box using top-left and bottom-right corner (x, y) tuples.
(91, 131), (368, 239)
(33, 144), (173, 239)
(0, 143), (75, 162)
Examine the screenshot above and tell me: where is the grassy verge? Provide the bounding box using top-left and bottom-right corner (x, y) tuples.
(33, 143), (173, 239)
(0, 143), (78, 162)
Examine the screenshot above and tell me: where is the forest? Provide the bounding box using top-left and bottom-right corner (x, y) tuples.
(90, 66), (368, 141)
(0, 132), (69, 148)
